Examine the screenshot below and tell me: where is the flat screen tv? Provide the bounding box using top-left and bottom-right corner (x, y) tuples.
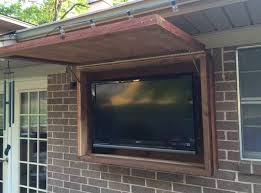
(91, 73), (202, 155)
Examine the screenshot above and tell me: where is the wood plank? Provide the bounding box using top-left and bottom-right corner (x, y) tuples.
(77, 71), (90, 156)
(199, 54), (212, 175)
(207, 54), (218, 172)
(0, 14), (205, 65)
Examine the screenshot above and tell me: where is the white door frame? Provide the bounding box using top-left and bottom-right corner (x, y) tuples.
(0, 80), (12, 193)
(9, 77), (47, 193)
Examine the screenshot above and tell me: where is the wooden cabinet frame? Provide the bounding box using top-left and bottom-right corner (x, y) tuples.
(77, 52), (216, 176)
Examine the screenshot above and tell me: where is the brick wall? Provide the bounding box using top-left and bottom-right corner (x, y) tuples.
(47, 47), (261, 193)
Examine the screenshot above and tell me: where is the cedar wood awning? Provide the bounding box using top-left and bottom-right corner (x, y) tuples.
(0, 14), (205, 65)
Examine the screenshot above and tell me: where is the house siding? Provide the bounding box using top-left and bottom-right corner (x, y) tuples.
(47, 46), (261, 193)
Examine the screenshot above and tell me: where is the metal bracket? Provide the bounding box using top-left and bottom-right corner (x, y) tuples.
(59, 26), (65, 40)
(90, 19), (96, 27)
(171, 0), (178, 12)
(127, 11), (134, 19)
(0, 157), (8, 163)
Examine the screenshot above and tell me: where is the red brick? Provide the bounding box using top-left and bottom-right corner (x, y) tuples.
(216, 92), (225, 101)
(216, 112), (225, 121)
(216, 102), (237, 111)
(226, 112), (238, 121)
(227, 131), (239, 141)
(218, 140), (239, 151)
(227, 151), (240, 161)
(215, 82), (237, 92)
(216, 121), (239, 131)
(217, 180), (251, 192)
(186, 176), (216, 188)
(225, 92), (237, 101)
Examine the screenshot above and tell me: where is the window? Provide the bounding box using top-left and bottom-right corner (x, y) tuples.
(77, 53), (216, 176)
(238, 47), (261, 160)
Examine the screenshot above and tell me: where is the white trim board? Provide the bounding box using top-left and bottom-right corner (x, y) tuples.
(195, 24), (261, 49)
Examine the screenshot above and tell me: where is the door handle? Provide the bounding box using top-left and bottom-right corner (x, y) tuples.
(4, 144), (11, 156)
(0, 158), (8, 163)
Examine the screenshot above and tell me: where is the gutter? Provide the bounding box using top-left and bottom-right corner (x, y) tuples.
(4, 0), (199, 42)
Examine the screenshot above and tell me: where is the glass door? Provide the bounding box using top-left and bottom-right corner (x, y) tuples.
(18, 91), (47, 193)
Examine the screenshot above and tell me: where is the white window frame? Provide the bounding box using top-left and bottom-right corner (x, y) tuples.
(236, 44), (261, 161)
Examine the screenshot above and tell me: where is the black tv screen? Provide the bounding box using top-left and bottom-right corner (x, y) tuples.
(91, 74), (202, 154)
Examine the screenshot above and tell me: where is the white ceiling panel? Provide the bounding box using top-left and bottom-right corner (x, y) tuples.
(224, 2), (251, 27)
(246, 0), (261, 25)
(184, 11), (216, 33)
(204, 7), (232, 31)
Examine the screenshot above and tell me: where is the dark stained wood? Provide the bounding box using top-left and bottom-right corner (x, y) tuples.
(77, 52), (216, 176)
(78, 52), (205, 73)
(199, 54), (212, 175)
(87, 61), (197, 80)
(208, 55), (218, 171)
(0, 14), (204, 65)
(80, 154), (210, 176)
(77, 71), (91, 156)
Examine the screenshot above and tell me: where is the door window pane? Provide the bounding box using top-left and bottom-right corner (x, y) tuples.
(239, 47), (261, 159)
(30, 92), (38, 114)
(21, 93), (29, 114)
(20, 163), (27, 186)
(0, 117), (3, 136)
(20, 116), (28, 137)
(39, 92), (47, 114)
(20, 140), (27, 161)
(0, 163), (2, 180)
(39, 141), (47, 164)
(39, 166), (46, 190)
(0, 138), (2, 158)
(20, 187), (27, 193)
(29, 189), (36, 193)
(29, 140), (37, 163)
(29, 164), (37, 188)
(39, 116), (47, 139)
(0, 94), (3, 135)
(29, 116), (38, 138)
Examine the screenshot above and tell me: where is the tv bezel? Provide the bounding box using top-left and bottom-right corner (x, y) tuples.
(90, 72), (203, 156)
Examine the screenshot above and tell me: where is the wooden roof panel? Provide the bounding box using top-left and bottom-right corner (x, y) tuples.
(0, 14), (204, 65)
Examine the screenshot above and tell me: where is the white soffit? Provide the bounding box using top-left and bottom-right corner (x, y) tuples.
(167, 0), (261, 36)
(0, 15), (33, 34)
(247, 0), (261, 25)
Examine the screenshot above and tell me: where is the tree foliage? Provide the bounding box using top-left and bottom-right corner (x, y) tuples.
(0, 0), (128, 25)
(113, 0), (128, 6)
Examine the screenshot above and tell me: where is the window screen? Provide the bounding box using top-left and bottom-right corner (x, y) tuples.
(238, 47), (261, 159)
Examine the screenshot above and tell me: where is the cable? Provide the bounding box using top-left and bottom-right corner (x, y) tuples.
(66, 65), (81, 84)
